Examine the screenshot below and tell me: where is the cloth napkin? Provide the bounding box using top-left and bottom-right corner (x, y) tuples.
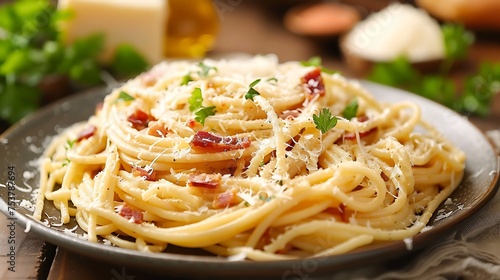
(329, 129), (500, 280)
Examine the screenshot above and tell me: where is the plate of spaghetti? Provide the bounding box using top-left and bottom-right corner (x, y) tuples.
(0, 55), (498, 279)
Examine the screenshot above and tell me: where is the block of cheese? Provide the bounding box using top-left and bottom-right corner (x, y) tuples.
(58, 0), (167, 64)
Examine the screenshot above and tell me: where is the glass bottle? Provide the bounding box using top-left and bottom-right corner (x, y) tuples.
(166, 0), (219, 58)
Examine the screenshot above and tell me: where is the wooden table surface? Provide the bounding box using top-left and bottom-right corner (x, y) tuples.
(1, 1), (499, 280)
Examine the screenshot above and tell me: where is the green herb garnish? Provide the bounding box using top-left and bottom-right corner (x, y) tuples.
(194, 106), (216, 125)
(188, 87), (203, 111)
(267, 77), (278, 83)
(368, 56), (419, 87)
(259, 195), (275, 202)
(369, 24), (497, 116)
(442, 23), (474, 62)
(301, 56), (322, 67)
(63, 138), (76, 166)
(0, 0), (103, 123)
(117, 91), (135, 102)
(197, 62), (217, 78)
(342, 99), (358, 120)
(456, 63), (500, 116)
(313, 108), (338, 133)
(179, 62), (217, 85)
(188, 87), (216, 125)
(440, 23), (474, 75)
(0, 0), (149, 124)
(110, 44), (149, 78)
(300, 56), (338, 74)
(245, 79), (261, 101)
(180, 73), (193, 86)
(66, 139), (76, 149)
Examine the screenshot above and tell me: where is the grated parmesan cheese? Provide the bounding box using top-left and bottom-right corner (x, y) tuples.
(444, 198), (453, 205)
(24, 221), (32, 233)
(19, 199), (35, 212)
(403, 237), (413, 250)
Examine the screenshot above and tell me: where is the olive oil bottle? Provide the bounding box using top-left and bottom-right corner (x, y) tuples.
(166, 0), (219, 58)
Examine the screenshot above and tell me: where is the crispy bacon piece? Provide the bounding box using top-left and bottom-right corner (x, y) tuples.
(132, 166), (157, 181)
(188, 173), (222, 188)
(76, 125), (96, 142)
(301, 68), (325, 100)
(190, 131), (251, 152)
(187, 119), (199, 130)
(139, 67), (164, 87)
(127, 109), (155, 131)
(141, 75), (157, 87)
(213, 189), (238, 209)
(344, 128), (377, 140)
(381, 172), (390, 182)
(326, 204), (349, 223)
(276, 244), (293, 255)
(147, 121), (169, 137)
(279, 109), (302, 120)
(256, 229), (272, 250)
(95, 102), (103, 114)
(356, 115), (369, 122)
(118, 203), (143, 224)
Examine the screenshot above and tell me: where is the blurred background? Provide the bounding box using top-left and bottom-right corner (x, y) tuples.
(0, 0), (499, 131)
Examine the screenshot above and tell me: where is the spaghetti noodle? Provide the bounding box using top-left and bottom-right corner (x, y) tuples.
(34, 55), (465, 260)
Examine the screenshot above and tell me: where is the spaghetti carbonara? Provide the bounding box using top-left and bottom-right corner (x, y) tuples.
(34, 55), (465, 260)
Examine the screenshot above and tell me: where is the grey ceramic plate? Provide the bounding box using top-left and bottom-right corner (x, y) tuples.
(1, 81), (498, 279)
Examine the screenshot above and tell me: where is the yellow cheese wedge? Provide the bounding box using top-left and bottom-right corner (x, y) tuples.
(58, 0), (167, 64)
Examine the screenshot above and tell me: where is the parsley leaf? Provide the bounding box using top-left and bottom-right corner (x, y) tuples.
(0, 83), (39, 123)
(63, 34), (104, 85)
(194, 106), (216, 125)
(249, 78), (261, 88)
(245, 79), (261, 101)
(300, 56), (322, 67)
(368, 24), (498, 116)
(110, 44), (149, 78)
(181, 62), (217, 84)
(442, 23), (474, 61)
(266, 77), (278, 83)
(0, 0), (151, 125)
(63, 138), (76, 166)
(440, 23), (474, 75)
(320, 67), (338, 75)
(117, 91), (135, 102)
(0, 0), (104, 123)
(457, 63), (500, 116)
(413, 75), (456, 108)
(180, 73), (193, 86)
(300, 56), (338, 74)
(188, 87), (203, 111)
(66, 139), (76, 149)
(188, 87), (216, 125)
(62, 158), (71, 167)
(369, 56), (419, 87)
(197, 62), (217, 78)
(313, 108), (338, 133)
(342, 98), (358, 120)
